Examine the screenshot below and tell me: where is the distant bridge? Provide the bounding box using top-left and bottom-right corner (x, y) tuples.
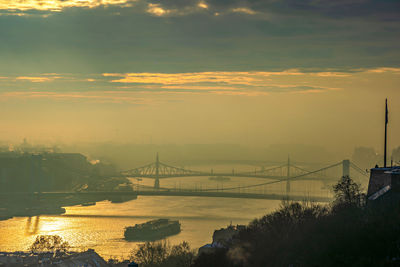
(0, 154), (368, 203)
(1, 190), (333, 202)
(121, 154), (368, 193)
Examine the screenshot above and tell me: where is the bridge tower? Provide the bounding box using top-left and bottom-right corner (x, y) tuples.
(37, 155), (43, 194)
(154, 153), (160, 189)
(30, 155), (43, 194)
(286, 156), (291, 194)
(342, 159), (350, 177)
(30, 155), (36, 194)
(0, 168), (6, 193)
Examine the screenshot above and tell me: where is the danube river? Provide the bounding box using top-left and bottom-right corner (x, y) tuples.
(0, 196), (281, 259)
(0, 162), (333, 260)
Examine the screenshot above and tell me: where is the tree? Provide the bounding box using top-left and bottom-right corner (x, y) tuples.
(30, 235), (70, 254)
(333, 175), (365, 209)
(131, 241), (169, 266)
(130, 241), (195, 267)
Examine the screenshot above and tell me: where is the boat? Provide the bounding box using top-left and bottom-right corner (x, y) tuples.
(124, 219), (181, 241)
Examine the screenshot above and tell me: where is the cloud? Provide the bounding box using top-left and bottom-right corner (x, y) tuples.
(366, 67), (400, 74)
(103, 70), (322, 86)
(0, 0), (260, 17)
(101, 70), (347, 95)
(198, 1), (208, 9)
(135, 0), (400, 20)
(0, 67), (397, 103)
(104, 72), (266, 85)
(0, 0), (132, 11)
(0, 0), (398, 23)
(147, 3), (170, 16)
(16, 76), (59, 82)
(208, 0), (399, 20)
(231, 7), (257, 15)
(0, 1), (398, 76)
(142, 1), (261, 17)
(145, 1), (215, 16)
(310, 72), (352, 77)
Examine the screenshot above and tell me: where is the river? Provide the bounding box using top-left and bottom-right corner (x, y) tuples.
(0, 196), (281, 260)
(0, 163), (333, 260)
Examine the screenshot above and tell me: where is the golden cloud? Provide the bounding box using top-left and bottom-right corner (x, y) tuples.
(103, 70), (311, 86)
(100, 70), (348, 96)
(198, 1), (208, 9)
(16, 76), (58, 82)
(0, 0), (131, 11)
(366, 67), (400, 74)
(310, 72), (351, 77)
(4, 67), (394, 103)
(231, 7), (257, 15)
(147, 3), (169, 16)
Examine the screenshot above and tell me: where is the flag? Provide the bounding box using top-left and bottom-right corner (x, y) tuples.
(385, 98), (388, 125)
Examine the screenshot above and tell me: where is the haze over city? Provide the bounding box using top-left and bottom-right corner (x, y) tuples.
(0, 0), (399, 266)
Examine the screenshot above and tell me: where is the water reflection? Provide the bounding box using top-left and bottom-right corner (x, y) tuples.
(24, 216), (40, 236)
(1, 197), (282, 259)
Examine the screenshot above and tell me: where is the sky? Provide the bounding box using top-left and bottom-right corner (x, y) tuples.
(0, 0), (399, 157)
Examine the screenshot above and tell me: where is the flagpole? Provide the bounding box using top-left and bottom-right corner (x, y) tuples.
(384, 98), (388, 168)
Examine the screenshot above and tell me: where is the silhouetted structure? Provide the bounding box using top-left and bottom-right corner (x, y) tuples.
(122, 155), (365, 192)
(367, 167), (400, 200)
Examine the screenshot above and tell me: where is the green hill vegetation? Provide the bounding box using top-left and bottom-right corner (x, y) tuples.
(192, 176), (400, 267)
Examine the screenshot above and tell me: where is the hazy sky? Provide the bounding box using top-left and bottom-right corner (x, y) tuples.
(0, 0), (399, 156)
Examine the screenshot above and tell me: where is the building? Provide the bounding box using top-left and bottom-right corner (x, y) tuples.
(367, 166), (400, 201)
(0, 249), (108, 267)
(198, 224), (245, 255)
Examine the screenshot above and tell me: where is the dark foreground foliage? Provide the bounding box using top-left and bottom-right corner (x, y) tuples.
(193, 176), (400, 267)
(130, 241), (195, 267)
(30, 235), (70, 253)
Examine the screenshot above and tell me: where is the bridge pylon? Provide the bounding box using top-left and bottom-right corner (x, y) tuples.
(342, 159), (350, 177)
(286, 156), (291, 194)
(0, 168), (6, 193)
(30, 155), (42, 195)
(154, 153), (160, 189)
(154, 178), (160, 189)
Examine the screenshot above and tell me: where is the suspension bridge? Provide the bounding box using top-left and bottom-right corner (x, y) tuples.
(121, 154), (368, 195)
(0, 154), (368, 202)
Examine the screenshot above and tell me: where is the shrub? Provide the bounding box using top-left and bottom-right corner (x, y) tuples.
(130, 241), (195, 267)
(30, 235), (70, 253)
(332, 175), (365, 211)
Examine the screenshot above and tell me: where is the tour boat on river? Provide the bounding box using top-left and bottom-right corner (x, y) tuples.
(124, 219), (181, 241)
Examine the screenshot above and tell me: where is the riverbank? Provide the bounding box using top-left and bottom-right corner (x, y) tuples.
(0, 191), (137, 221)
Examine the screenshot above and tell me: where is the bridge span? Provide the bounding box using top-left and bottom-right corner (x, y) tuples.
(1, 190), (333, 202)
(121, 154), (368, 192)
(0, 154), (366, 204)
